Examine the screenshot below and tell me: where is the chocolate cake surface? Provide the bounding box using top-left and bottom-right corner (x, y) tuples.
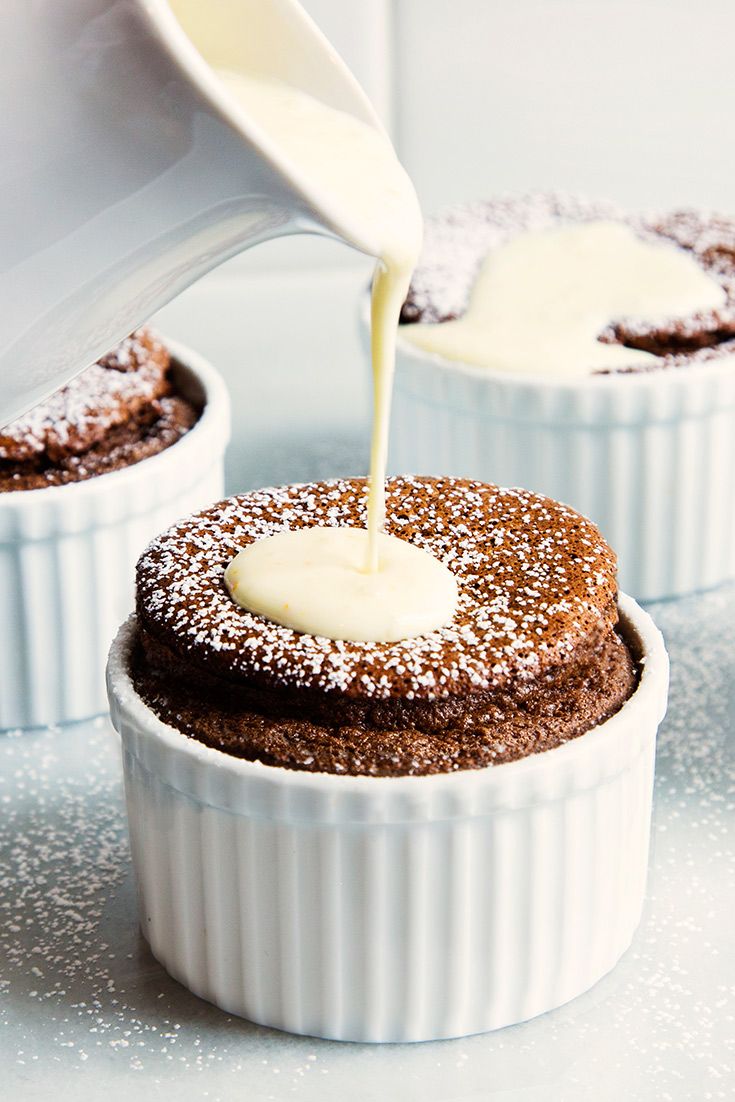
(132, 476), (637, 777)
(400, 193), (735, 371)
(0, 329), (199, 491)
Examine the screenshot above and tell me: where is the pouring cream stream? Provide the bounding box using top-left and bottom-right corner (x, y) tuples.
(212, 74), (457, 641)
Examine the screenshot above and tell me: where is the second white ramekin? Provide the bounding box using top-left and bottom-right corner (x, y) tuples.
(107, 594), (668, 1043)
(378, 309), (735, 601)
(0, 339), (229, 730)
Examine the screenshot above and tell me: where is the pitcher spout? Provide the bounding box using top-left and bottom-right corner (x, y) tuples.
(0, 0), (385, 424)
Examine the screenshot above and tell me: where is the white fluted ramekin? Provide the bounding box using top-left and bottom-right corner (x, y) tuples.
(380, 311), (735, 601)
(0, 339), (229, 730)
(107, 594), (668, 1043)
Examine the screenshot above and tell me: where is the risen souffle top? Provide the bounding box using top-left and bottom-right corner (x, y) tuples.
(131, 476), (637, 777)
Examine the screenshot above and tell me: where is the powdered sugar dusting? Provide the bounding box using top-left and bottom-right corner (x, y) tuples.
(0, 330), (169, 461)
(137, 476), (618, 701)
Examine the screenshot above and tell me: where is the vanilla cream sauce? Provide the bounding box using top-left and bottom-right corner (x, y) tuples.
(215, 74), (457, 642)
(401, 221), (726, 378)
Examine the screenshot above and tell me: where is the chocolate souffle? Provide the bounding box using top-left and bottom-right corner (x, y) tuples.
(400, 193), (735, 368)
(0, 329), (199, 491)
(131, 476), (637, 778)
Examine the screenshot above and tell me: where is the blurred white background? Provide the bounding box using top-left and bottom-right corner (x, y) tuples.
(156, 0), (735, 492)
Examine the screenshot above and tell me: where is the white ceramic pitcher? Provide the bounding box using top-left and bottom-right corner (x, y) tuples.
(0, 0), (385, 425)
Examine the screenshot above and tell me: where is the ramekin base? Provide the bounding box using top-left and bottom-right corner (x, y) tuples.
(108, 595), (668, 1043)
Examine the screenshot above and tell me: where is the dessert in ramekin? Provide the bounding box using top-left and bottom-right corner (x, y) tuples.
(380, 194), (735, 601)
(107, 476), (668, 1042)
(0, 331), (229, 729)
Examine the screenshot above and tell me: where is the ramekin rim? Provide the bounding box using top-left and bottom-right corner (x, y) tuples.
(0, 335), (230, 510)
(107, 591), (668, 794)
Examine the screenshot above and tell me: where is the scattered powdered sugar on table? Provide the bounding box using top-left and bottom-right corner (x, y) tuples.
(0, 584), (732, 1096)
(0, 719), (214, 1076)
(0, 723), (126, 1047)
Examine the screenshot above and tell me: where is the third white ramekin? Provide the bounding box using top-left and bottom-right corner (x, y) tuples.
(380, 311), (735, 601)
(0, 338), (229, 730)
(107, 593), (668, 1043)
